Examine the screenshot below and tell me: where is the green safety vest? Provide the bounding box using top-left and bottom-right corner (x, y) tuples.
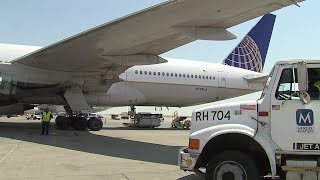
(42, 112), (51, 122)
(314, 81), (320, 99)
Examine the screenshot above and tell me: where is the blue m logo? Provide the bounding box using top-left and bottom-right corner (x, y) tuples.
(296, 109), (314, 126)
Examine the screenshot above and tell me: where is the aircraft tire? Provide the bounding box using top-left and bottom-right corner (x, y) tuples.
(60, 117), (71, 130)
(73, 117), (87, 130)
(88, 117), (103, 131)
(55, 116), (63, 129)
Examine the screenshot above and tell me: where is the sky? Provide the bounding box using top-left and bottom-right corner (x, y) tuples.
(0, 0), (319, 116)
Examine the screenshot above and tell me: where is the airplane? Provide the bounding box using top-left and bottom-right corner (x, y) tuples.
(0, 0), (303, 131)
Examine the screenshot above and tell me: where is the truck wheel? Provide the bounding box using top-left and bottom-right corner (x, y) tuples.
(205, 151), (259, 180)
(87, 117), (103, 131)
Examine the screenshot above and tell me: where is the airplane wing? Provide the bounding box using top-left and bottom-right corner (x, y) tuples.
(12, 0), (303, 73)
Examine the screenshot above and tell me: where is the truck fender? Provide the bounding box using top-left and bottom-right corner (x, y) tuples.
(253, 132), (277, 178)
(200, 124), (276, 178)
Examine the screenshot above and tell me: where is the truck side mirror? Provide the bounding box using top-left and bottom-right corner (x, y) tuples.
(297, 61), (310, 104)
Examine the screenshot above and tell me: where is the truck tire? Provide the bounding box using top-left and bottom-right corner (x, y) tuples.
(205, 151), (259, 180)
(87, 117), (103, 131)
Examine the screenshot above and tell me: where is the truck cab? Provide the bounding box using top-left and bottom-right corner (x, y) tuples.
(179, 60), (320, 180)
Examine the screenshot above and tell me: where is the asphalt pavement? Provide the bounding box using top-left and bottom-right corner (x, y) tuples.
(0, 116), (202, 180)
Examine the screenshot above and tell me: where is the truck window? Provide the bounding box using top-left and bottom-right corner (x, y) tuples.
(307, 68), (320, 99)
(275, 68), (299, 100)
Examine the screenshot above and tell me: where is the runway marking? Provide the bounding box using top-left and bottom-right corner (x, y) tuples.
(121, 173), (131, 180)
(0, 144), (19, 164)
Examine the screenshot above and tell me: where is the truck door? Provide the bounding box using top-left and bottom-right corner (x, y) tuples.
(270, 66), (320, 152)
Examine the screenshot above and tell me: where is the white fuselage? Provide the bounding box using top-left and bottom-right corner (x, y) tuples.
(0, 43), (261, 107)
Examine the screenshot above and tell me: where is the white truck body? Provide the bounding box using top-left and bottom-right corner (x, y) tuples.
(179, 60), (320, 180)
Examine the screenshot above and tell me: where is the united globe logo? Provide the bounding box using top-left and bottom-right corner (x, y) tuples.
(223, 35), (263, 73)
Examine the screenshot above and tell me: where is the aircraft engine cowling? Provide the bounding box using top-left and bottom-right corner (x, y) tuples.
(0, 104), (35, 115)
(0, 76), (16, 96)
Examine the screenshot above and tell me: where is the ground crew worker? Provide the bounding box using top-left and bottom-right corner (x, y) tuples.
(41, 107), (52, 135)
(307, 69), (320, 99)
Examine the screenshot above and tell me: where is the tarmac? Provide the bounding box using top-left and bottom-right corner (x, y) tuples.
(0, 116), (202, 180)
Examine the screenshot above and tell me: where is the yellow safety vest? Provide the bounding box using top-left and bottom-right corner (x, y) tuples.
(314, 81), (320, 99)
(42, 112), (51, 122)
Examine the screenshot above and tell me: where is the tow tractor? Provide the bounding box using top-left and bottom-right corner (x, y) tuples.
(179, 60), (320, 180)
(122, 106), (164, 128)
(171, 111), (191, 129)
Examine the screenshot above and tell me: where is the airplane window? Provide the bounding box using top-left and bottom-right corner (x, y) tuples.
(213, 77), (216, 80)
(175, 73), (177, 77)
(191, 75), (194, 78)
(158, 72), (160, 76)
(153, 72), (156, 75)
(166, 72), (169, 76)
(144, 71), (147, 75)
(210, 76), (212, 79)
(183, 74), (186, 78)
(206, 76), (209, 79)
(162, 72), (165, 76)
(199, 75), (201, 79)
(135, 70), (138, 74)
(179, 74), (182, 77)
(171, 73), (173, 77)
(203, 75), (205, 79)
(149, 71), (152, 75)
(195, 75), (197, 78)
(187, 74), (190, 78)
(140, 71), (143, 74)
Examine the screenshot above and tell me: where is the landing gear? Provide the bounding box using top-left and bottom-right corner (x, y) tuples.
(71, 117), (87, 130)
(59, 86), (103, 131)
(55, 116), (71, 130)
(55, 115), (103, 131)
(87, 117), (103, 131)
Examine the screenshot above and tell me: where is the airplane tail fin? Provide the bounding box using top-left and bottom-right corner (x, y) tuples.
(222, 14), (276, 73)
